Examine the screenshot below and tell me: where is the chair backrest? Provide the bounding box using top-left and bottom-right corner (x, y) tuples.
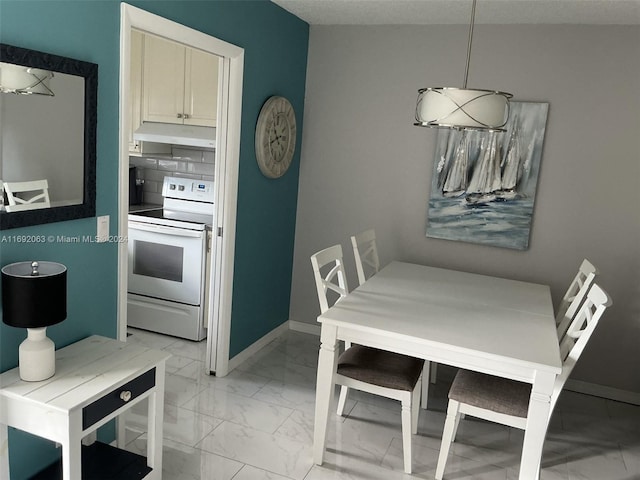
(350, 229), (380, 286)
(3, 179), (51, 212)
(311, 244), (349, 314)
(556, 259), (598, 326)
(550, 283), (612, 413)
(556, 271), (595, 339)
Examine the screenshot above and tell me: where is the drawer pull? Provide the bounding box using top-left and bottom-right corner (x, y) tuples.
(120, 390), (132, 402)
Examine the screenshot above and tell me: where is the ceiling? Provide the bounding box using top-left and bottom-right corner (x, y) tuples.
(271, 0), (640, 25)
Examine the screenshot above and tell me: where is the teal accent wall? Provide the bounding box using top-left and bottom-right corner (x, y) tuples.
(0, 1), (308, 478)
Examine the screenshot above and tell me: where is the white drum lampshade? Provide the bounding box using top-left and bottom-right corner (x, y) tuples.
(415, 87), (511, 130)
(0, 62), (54, 96)
(414, 0), (512, 131)
(1, 261), (67, 381)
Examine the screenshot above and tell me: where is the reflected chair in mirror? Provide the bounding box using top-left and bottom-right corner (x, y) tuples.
(434, 283), (612, 480)
(350, 228), (435, 410)
(311, 244), (424, 474)
(555, 259), (598, 332)
(3, 179), (50, 212)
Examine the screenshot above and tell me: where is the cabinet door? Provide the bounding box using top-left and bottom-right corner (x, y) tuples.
(128, 30), (143, 153)
(142, 34), (185, 124)
(183, 48), (219, 127)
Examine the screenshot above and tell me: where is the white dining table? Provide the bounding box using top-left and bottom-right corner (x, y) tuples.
(313, 261), (562, 479)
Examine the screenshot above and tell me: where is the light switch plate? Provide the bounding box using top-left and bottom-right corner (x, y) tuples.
(97, 215), (109, 243)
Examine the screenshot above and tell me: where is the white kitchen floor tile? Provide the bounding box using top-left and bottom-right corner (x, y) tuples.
(232, 464), (294, 480)
(164, 338), (208, 362)
(160, 404), (222, 447)
(182, 385), (294, 433)
(123, 329), (638, 480)
(164, 372), (208, 407)
(197, 421), (313, 480)
(127, 434), (243, 480)
(175, 360), (271, 397)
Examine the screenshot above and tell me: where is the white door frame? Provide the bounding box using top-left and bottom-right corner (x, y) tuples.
(118, 3), (243, 376)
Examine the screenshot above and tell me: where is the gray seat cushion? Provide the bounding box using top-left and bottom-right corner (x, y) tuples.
(337, 345), (425, 391)
(448, 369), (531, 418)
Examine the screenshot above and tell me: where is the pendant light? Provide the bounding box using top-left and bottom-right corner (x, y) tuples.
(414, 0), (511, 131)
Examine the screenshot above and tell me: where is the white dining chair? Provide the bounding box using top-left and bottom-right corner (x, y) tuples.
(434, 282), (612, 480)
(350, 228), (435, 410)
(311, 244), (424, 474)
(555, 259), (598, 328)
(350, 228), (380, 286)
(3, 179), (51, 212)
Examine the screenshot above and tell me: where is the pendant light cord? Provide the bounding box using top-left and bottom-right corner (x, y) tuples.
(462, 0), (477, 89)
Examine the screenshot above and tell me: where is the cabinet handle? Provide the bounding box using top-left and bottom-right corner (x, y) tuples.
(177, 113), (183, 119)
(183, 113), (190, 119)
(120, 390), (132, 402)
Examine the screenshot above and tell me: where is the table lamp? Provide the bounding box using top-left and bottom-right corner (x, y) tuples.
(1, 261), (67, 381)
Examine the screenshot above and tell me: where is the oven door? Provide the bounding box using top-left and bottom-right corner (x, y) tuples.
(128, 221), (205, 305)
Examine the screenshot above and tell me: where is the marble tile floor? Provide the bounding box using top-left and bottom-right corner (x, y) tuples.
(123, 327), (640, 480)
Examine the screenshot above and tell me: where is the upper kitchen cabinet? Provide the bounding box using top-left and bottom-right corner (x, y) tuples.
(142, 34), (219, 127)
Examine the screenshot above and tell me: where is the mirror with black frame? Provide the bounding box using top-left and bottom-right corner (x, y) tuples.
(0, 43), (97, 230)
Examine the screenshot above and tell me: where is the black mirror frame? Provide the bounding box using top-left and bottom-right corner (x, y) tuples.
(0, 43), (98, 230)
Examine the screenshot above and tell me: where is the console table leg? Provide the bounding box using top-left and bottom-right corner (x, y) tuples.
(62, 412), (82, 480)
(147, 362), (166, 478)
(0, 422), (9, 480)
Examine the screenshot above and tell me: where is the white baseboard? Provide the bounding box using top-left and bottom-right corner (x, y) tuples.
(288, 320), (321, 336)
(565, 379), (640, 406)
(227, 321), (289, 372)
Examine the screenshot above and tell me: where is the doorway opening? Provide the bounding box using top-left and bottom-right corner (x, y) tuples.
(117, 3), (244, 376)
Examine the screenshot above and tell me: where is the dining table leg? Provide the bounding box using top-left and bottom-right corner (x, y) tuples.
(313, 324), (339, 465)
(519, 371), (555, 480)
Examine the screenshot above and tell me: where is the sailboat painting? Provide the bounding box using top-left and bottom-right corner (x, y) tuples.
(426, 101), (549, 250)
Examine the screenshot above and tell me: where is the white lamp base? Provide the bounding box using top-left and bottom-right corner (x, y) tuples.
(19, 327), (55, 382)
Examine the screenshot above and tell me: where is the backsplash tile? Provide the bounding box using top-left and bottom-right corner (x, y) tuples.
(130, 144), (215, 205)
(172, 147), (204, 162)
(188, 162), (215, 176)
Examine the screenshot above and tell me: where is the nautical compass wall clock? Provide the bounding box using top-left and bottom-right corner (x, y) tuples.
(255, 96), (297, 179)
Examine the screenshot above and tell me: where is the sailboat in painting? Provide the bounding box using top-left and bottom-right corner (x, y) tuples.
(436, 119), (527, 205)
(465, 132), (502, 205)
(441, 132), (469, 198)
(496, 121), (522, 200)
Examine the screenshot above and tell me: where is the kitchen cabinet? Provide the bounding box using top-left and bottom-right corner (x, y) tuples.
(142, 34), (218, 127)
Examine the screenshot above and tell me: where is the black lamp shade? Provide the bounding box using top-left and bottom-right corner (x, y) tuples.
(1, 261), (67, 328)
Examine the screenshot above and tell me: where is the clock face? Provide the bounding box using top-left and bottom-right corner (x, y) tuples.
(255, 96), (297, 178)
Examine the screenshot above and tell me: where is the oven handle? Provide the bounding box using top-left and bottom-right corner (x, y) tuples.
(128, 221), (203, 238)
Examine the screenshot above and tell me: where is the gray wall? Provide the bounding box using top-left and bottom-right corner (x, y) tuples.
(290, 25), (640, 393)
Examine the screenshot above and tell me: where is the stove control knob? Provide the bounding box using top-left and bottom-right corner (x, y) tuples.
(169, 184), (176, 190)
(179, 185), (185, 191)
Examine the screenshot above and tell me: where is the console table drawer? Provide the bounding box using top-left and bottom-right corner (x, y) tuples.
(83, 368), (156, 430)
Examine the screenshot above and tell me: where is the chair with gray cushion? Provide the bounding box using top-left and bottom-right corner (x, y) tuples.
(350, 228), (436, 409)
(311, 244), (424, 474)
(435, 283), (612, 480)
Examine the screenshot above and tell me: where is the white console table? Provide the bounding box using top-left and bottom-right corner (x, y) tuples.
(0, 335), (170, 480)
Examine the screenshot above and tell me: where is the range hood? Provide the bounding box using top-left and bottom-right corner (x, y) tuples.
(133, 122), (216, 149)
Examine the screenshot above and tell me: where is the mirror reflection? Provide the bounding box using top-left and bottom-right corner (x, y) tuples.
(0, 43), (97, 230)
(1, 66), (85, 210)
